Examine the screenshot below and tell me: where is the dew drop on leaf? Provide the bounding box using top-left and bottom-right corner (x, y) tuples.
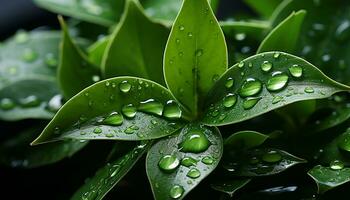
(0, 98), (16, 110)
(119, 81), (131, 93)
(179, 130), (211, 153)
(266, 72), (289, 92)
(239, 78), (262, 97)
(47, 94), (63, 112)
(261, 61), (273, 72)
(186, 168), (201, 179)
(289, 65), (303, 78)
(169, 185), (184, 199)
(238, 61), (245, 68)
(158, 155), (180, 172)
(225, 77), (234, 89)
(93, 127), (102, 134)
(102, 112), (123, 126)
(330, 160), (344, 170)
(262, 150), (282, 163)
(163, 100), (182, 119)
(243, 97), (261, 110)
(304, 87), (315, 93)
(19, 95), (40, 107)
(45, 53), (58, 67)
(21, 48), (38, 62)
(223, 93), (237, 108)
(201, 156), (214, 165)
(138, 99), (163, 116)
(122, 104), (137, 118)
(181, 157), (198, 167)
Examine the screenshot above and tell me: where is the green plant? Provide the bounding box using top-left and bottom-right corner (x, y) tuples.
(2, 0), (350, 199)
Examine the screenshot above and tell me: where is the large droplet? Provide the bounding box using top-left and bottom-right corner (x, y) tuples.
(158, 155), (180, 172)
(119, 81), (131, 93)
(266, 72), (289, 91)
(169, 185), (184, 199)
(138, 99), (163, 116)
(47, 94), (63, 112)
(186, 168), (201, 179)
(102, 112), (123, 126)
(261, 61), (273, 72)
(243, 97), (261, 110)
(22, 48), (38, 62)
(289, 65), (303, 78)
(0, 98), (16, 110)
(180, 130), (211, 153)
(304, 87), (314, 93)
(262, 150), (282, 163)
(163, 100), (182, 119)
(201, 156), (214, 165)
(181, 157), (198, 167)
(93, 127), (102, 134)
(223, 93), (237, 108)
(330, 160), (344, 170)
(239, 78), (262, 97)
(19, 95), (40, 107)
(122, 104), (137, 118)
(225, 77), (234, 89)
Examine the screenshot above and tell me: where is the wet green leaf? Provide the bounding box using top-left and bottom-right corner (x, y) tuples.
(211, 179), (251, 197)
(146, 124), (223, 200)
(202, 52), (350, 126)
(58, 17), (100, 99)
(34, 0), (125, 26)
(71, 142), (149, 200)
(244, 0), (282, 19)
(0, 30), (61, 121)
(225, 131), (268, 150)
(164, 0), (227, 118)
(258, 10), (306, 54)
(102, 0), (169, 85)
(32, 77), (187, 145)
(308, 165), (350, 194)
(88, 36), (110, 66)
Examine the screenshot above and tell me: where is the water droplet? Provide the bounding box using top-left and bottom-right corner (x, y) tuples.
(289, 65), (303, 78)
(163, 100), (182, 119)
(243, 97), (261, 110)
(169, 185), (184, 199)
(102, 112), (123, 126)
(22, 48), (38, 62)
(330, 160), (344, 170)
(187, 32), (193, 37)
(195, 49), (203, 57)
(249, 156), (259, 164)
(304, 87), (314, 93)
(225, 77), (234, 89)
(0, 98), (16, 110)
(212, 74), (220, 82)
(105, 133), (114, 138)
(181, 157), (197, 167)
(201, 156), (214, 165)
(239, 78), (262, 97)
(266, 72), (289, 91)
(15, 31), (29, 43)
(124, 127), (135, 134)
(179, 25), (185, 31)
(45, 53), (58, 67)
(186, 168), (201, 179)
(151, 119), (158, 125)
(223, 93), (237, 108)
(93, 127), (102, 134)
(119, 81), (131, 93)
(122, 104), (137, 118)
(235, 33), (246, 41)
(272, 96), (283, 104)
(92, 75), (100, 82)
(158, 155), (180, 172)
(138, 99), (163, 116)
(180, 130), (211, 153)
(176, 38), (180, 44)
(178, 52), (184, 57)
(47, 94), (63, 112)
(335, 20), (350, 41)
(261, 61), (272, 72)
(273, 52), (281, 59)
(238, 61), (245, 68)
(19, 95), (40, 107)
(262, 150), (282, 163)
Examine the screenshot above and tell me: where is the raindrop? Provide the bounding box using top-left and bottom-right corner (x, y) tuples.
(225, 77), (234, 89)
(181, 157), (198, 167)
(105, 133), (114, 138)
(186, 168), (201, 179)
(243, 97), (261, 110)
(330, 160), (344, 170)
(223, 93), (237, 108)
(195, 49), (203, 57)
(338, 133), (350, 152)
(266, 72), (289, 91)
(179, 130), (211, 153)
(158, 155), (180, 172)
(262, 150), (282, 163)
(19, 95), (40, 107)
(289, 65), (303, 78)
(304, 87), (314, 93)
(122, 104), (137, 118)
(163, 100), (182, 119)
(261, 61), (273, 72)
(235, 33), (246, 41)
(45, 53), (58, 67)
(272, 96), (283, 104)
(93, 127), (102, 134)
(124, 127), (135, 134)
(138, 99), (163, 116)
(119, 81), (131, 93)
(273, 52), (281, 59)
(47, 94), (63, 112)
(187, 32), (193, 37)
(335, 20), (350, 41)
(0, 98), (16, 110)
(238, 61), (245, 68)
(201, 156), (214, 165)
(92, 75), (100, 82)
(179, 25), (185, 31)
(239, 78), (262, 97)
(22, 48), (38, 62)
(102, 112), (123, 126)
(169, 185), (184, 199)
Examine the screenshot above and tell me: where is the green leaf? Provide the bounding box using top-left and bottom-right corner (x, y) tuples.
(32, 77), (187, 145)
(244, 0), (282, 19)
(257, 10), (306, 54)
(58, 17), (100, 99)
(0, 30), (61, 121)
(102, 0), (169, 86)
(202, 52), (350, 126)
(146, 124), (223, 200)
(224, 148), (306, 176)
(88, 36), (110, 66)
(164, 0), (227, 117)
(225, 131), (269, 150)
(308, 165), (350, 194)
(71, 142), (149, 200)
(34, 0), (125, 26)
(211, 179), (251, 197)
(271, 0), (350, 85)
(0, 124), (87, 168)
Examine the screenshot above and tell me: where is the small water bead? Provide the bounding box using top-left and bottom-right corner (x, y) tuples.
(0, 98), (16, 110)
(272, 96), (283, 104)
(181, 157), (198, 167)
(322, 54), (331, 62)
(289, 65), (303, 78)
(105, 133), (114, 138)
(119, 81), (131, 93)
(304, 87), (314, 93)
(225, 77), (234, 89)
(19, 95), (40, 107)
(187, 168), (201, 179)
(151, 119), (158, 125)
(201, 156), (214, 165)
(187, 32), (193, 38)
(335, 20), (350, 41)
(250, 157), (259, 164)
(273, 52), (281, 59)
(92, 75), (100, 82)
(238, 61), (245, 68)
(45, 53), (58, 67)
(158, 155), (180, 172)
(178, 52), (184, 57)
(261, 61), (273, 72)
(47, 94), (63, 112)
(223, 93), (237, 108)
(243, 97), (261, 110)
(138, 99), (163, 116)
(22, 48), (38, 62)
(195, 49), (203, 57)
(180, 130), (211, 153)
(330, 160), (344, 170)
(102, 112), (123, 126)
(93, 127), (102, 134)
(262, 150), (282, 163)
(163, 100), (182, 119)
(239, 78), (262, 97)
(169, 185), (184, 199)
(124, 127), (135, 134)
(15, 31), (29, 43)
(266, 72), (289, 92)
(179, 25), (185, 31)
(235, 33), (246, 41)
(122, 104), (137, 118)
